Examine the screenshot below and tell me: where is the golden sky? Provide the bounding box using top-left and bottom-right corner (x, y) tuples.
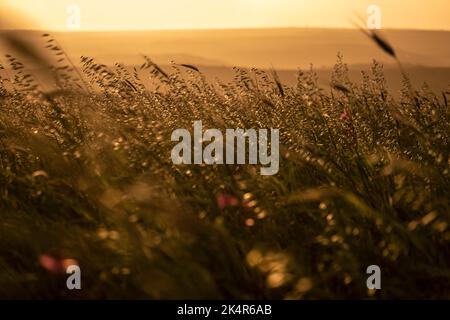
(2, 0), (450, 31)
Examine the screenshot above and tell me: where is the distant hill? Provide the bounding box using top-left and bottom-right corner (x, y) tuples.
(1, 28), (449, 96)
(2, 28), (450, 68)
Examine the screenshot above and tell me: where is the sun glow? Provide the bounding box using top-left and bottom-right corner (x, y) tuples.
(1, 0), (450, 31)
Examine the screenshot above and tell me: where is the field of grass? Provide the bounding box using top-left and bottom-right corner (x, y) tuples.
(0, 34), (449, 299)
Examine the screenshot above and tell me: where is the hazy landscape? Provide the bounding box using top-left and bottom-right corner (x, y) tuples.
(2, 28), (450, 95)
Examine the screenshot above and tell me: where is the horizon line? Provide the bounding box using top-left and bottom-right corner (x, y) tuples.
(2, 25), (450, 33)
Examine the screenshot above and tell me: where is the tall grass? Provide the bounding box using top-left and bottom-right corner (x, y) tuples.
(0, 33), (449, 299)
